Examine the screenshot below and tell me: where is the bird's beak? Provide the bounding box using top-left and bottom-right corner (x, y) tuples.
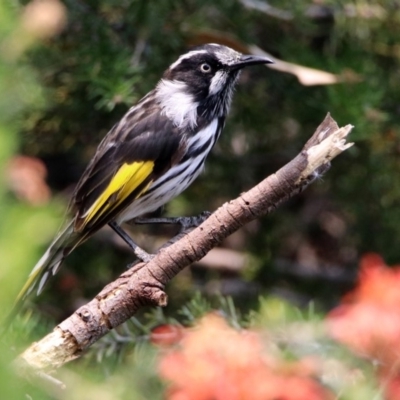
(230, 54), (274, 70)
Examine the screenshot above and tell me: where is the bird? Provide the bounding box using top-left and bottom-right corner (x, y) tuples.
(10, 43), (272, 317)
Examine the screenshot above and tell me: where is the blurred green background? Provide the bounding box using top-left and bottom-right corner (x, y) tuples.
(0, 0), (399, 397)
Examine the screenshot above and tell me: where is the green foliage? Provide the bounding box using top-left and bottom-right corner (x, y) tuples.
(0, 1), (63, 398)
(0, 1), (60, 319)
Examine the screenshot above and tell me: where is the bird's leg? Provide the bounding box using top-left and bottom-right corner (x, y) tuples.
(108, 221), (154, 262)
(111, 212), (211, 263)
(134, 211), (211, 231)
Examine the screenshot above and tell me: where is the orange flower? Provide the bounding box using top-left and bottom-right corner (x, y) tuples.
(150, 324), (184, 347)
(327, 253), (400, 366)
(6, 155), (51, 205)
(159, 314), (332, 400)
(382, 373), (400, 400)
(327, 253), (400, 399)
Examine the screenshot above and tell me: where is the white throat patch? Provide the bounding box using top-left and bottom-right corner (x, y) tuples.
(156, 79), (198, 129)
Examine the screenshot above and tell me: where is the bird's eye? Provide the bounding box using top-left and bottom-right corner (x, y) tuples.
(200, 63), (212, 73)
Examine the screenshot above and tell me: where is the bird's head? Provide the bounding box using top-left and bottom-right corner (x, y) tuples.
(156, 44), (272, 129)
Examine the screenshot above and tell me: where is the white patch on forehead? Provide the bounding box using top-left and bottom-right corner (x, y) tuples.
(169, 50), (208, 70)
(215, 48), (241, 66)
(156, 79), (198, 129)
(209, 70), (227, 95)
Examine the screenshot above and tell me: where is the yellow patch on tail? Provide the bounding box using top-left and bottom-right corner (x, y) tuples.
(81, 161), (154, 228)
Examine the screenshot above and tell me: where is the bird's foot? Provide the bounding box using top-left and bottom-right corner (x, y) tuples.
(134, 211), (211, 231)
(109, 221), (154, 262)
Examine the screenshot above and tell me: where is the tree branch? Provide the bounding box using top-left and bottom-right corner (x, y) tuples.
(15, 113), (353, 373)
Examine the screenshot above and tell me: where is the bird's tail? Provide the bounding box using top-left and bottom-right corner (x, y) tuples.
(4, 220), (82, 326)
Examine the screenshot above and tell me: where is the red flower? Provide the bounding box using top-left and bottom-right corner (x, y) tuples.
(159, 314), (332, 400)
(6, 155), (51, 205)
(327, 253), (400, 400)
(327, 253), (400, 365)
(150, 324), (184, 347)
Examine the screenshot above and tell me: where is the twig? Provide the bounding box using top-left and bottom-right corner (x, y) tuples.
(239, 0), (293, 20)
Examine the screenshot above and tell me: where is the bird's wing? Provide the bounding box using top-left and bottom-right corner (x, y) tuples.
(72, 101), (186, 233)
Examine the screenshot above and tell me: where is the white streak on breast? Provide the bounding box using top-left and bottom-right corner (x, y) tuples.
(117, 119), (220, 223)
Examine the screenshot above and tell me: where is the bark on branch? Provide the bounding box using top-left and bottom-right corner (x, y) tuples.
(16, 113), (353, 373)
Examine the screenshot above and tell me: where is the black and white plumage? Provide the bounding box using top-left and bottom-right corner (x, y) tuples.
(11, 43), (272, 314)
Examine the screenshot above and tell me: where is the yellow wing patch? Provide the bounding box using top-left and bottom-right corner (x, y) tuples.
(81, 161), (154, 229)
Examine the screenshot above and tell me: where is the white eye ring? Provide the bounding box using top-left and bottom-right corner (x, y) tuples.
(200, 63), (212, 73)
